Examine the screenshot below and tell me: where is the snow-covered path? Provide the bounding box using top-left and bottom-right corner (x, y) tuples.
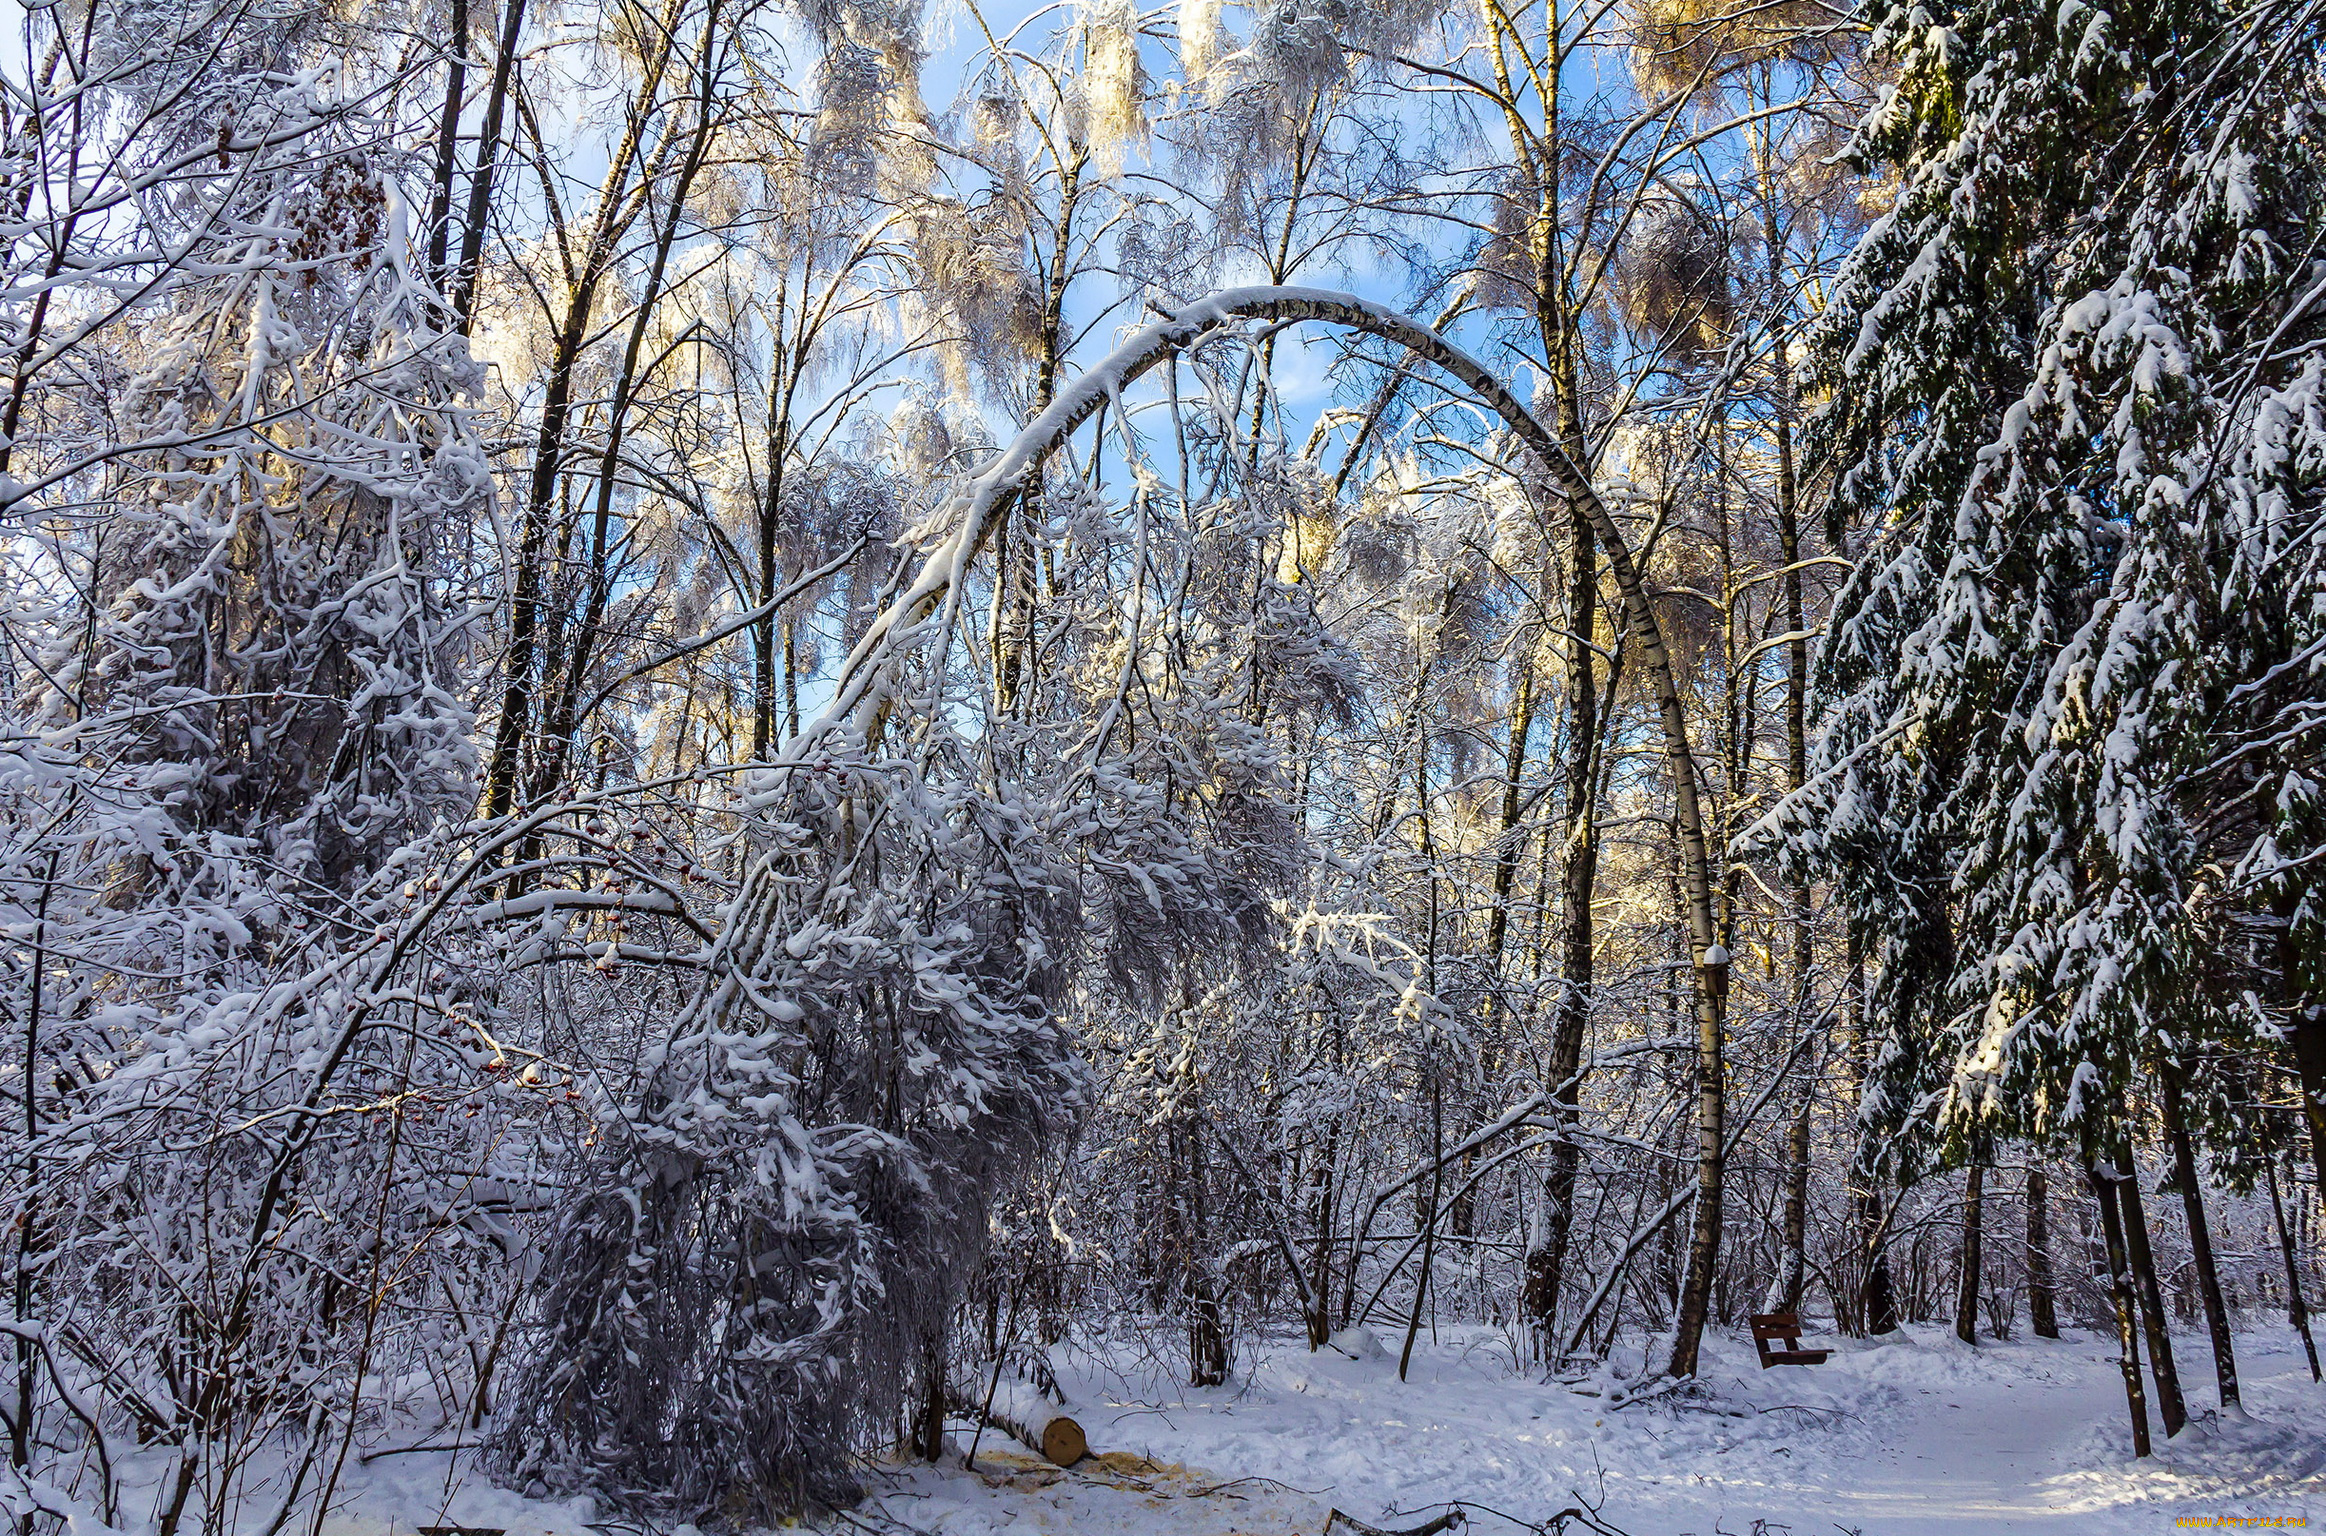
(320, 1323), (2324, 1536)
(850, 1324), (2325, 1535)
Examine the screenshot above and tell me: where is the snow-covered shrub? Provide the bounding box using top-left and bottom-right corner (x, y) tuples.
(490, 754), (1084, 1519)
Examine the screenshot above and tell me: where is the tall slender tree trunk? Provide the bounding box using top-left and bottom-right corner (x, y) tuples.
(449, 0), (528, 336)
(481, 0), (685, 818)
(2264, 1154), (2321, 1380)
(2298, 1011), (2326, 1214)
(1669, 941), (1729, 1377)
(2027, 1163), (2059, 1339)
(1399, 1057), (1443, 1383)
(1769, 1097), (1812, 1315)
(916, 1333), (948, 1461)
(2090, 1163), (2152, 1458)
(10, 861), (51, 1490)
(2274, 889), (2326, 1202)
(753, 384), (792, 759)
(1484, 671), (1536, 1003)
(484, 303), (588, 820)
(534, 30), (723, 803)
(1304, 1131), (1336, 1350)
(1527, 312), (1731, 1381)
(1463, 662), (1539, 1264)
(1768, 338), (1813, 1316)
(2117, 1162), (2187, 1437)
(1512, 32), (1606, 1369)
(1856, 1171), (1899, 1335)
(991, 153), (1082, 719)
(2157, 1063), (2238, 1410)
(1847, 934), (1899, 1335)
(782, 617), (801, 740)
(1954, 1163), (1984, 1344)
(1525, 501), (1599, 1366)
(423, 0), (469, 286)
(1183, 1116), (1227, 1388)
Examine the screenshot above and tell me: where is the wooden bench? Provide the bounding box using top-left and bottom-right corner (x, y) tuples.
(1750, 1312), (1830, 1368)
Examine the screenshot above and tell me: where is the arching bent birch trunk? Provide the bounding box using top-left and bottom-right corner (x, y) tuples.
(783, 285), (1727, 1380)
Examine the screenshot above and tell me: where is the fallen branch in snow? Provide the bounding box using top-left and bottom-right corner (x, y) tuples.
(1187, 1473), (1331, 1497)
(1750, 1402), (1850, 1429)
(1324, 1500), (1633, 1536)
(1606, 1375), (1687, 1408)
(354, 1440), (485, 1464)
(1324, 1509), (1465, 1536)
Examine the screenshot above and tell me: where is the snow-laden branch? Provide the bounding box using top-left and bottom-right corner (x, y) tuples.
(629, 282), (1733, 1383)
(786, 284), (1718, 978)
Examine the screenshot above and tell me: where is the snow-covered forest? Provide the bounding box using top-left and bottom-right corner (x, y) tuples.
(3, 0), (2323, 1529)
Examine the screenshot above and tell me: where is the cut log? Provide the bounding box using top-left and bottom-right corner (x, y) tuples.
(954, 1376), (1088, 1466)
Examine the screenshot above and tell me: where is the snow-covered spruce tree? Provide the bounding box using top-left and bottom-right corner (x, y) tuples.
(1752, 0), (2326, 1440)
(1744, 0), (2082, 1271)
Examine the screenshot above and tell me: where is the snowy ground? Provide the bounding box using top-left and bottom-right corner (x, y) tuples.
(327, 1323), (2324, 1536)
